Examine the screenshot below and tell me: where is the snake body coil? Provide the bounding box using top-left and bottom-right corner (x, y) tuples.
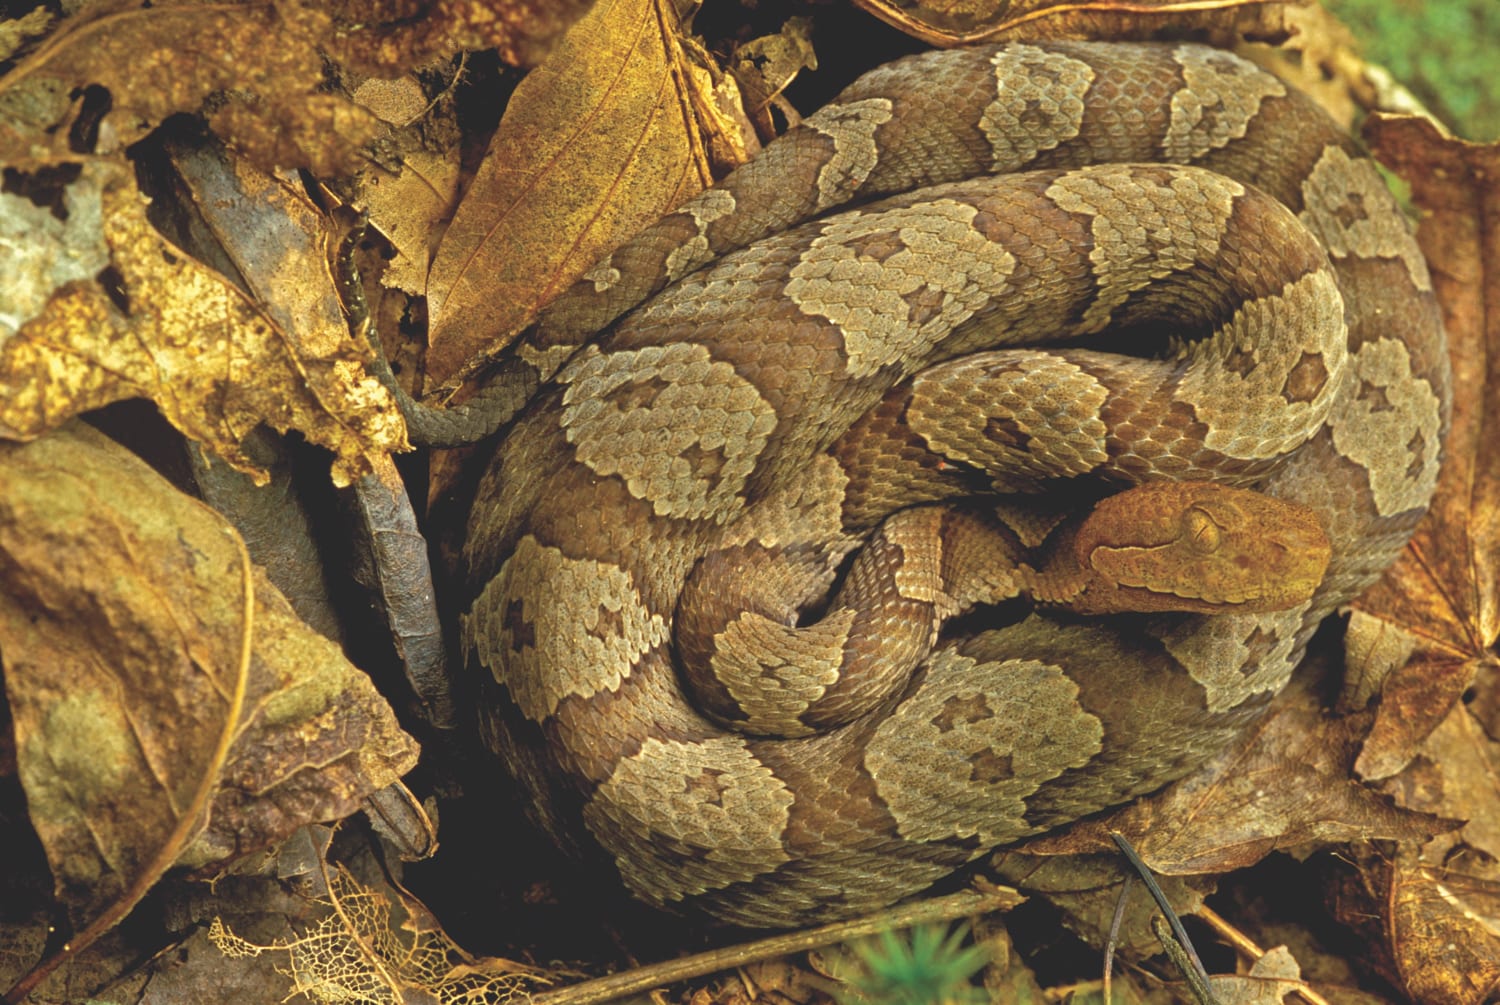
(461, 41), (1450, 926)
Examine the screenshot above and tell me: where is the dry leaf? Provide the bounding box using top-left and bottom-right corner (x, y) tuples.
(993, 851), (1211, 954)
(1334, 841), (1500, 1004)
(349, 72), (465, 298)
(328, 0), (598, 72)
(727, 17), (818, 140)
(0, 161), (403, 486)
(1014, 667), (1456, 875)
(0, 0), (376, 175)
(209, 866), (551, 1004)
(848, 0), (1306, 48)
(1343, 117), (1500, 782)
(0, 424), (418, 986)
(1335, 672), (1500, 1001)
(423, 0), (713, 384)
(1207, 945), (1307, 1005)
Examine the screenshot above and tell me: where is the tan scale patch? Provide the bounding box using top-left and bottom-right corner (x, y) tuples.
(802, 97), (896, 211)
(581, 260), (622, 292)
(888, 508), (944, 606)
(908, 352), (1110, 486)
(980, 45), (1092, 169)
(1165, 45), (1285, 162)
(1046, 165), (1241, 332)
(664, 189), (739, 281)
(1299, 146), (1433, 292)
(465, 535), (667, 723)
(784, 200), (1018, 379)
(710, 609), (857, 736)
(1328, 337), (1444, 516)
(584, 736), (794, 903)
(723, 454), (851, 553)
(516, 339), (587, 382)
(1174, 269), (1348, 460)
(865, 650), (1102, 846)
(559, 342), (778, 522)
(1158, 609), (1304, 713)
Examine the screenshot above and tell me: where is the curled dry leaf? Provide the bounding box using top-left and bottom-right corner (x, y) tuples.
(848, 0), (1305, 49)
(0, 423), (419, 962)
(423, 0), (715, 385)
(0, 161), (404, 486)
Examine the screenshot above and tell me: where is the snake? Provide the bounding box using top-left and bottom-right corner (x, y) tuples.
(404, 41), (1451, 927)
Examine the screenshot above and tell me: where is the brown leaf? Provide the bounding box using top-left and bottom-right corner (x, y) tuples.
(0, 161), (404, 486)
(0, 0), (376, 175)
(1016, 666), (1455, 875)
(348, 73), (465, 299)
(0, 423), (418, 992)
(847, 0), (1305, 48)
(423, 0), (714, 385)
(1206, 946), (1307, 1005)
(1335, 695), (1500, 1003)
(328, 0), (597, 73)
(992, 851), (1211, 954)
(1333, 843), (1500, 1005)
(1345, 117), (1500, 780)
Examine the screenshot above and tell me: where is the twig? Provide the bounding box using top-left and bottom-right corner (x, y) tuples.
(1103, 873), (1134, 1005)
(528, 887), (1023, 1005)
(1196, 905), (1330, 1005)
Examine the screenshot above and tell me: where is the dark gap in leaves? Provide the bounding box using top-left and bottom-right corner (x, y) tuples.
(448, 49), (515, 182)
(84, 400), (199, 498)
(67, 83), (111, 153)
(295, 166), (331, 212)
(1215, 851), (1398, 994)
(1178, 913), (1236, 974)
(96, 264), (130, 314)
(131, 118), (255, 297)
(1003, 894), (1101, 985)
(1, 163), (82, 219)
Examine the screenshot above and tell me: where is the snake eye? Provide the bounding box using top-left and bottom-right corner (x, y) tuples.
(1184, 506), (1221, 554)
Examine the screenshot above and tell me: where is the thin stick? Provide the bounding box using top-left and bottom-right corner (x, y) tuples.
(1103, 874), (1134, 1005)
(528, 887), (1023, 1005)
(1150, 915), (1222, 1005)
(1109, 833), (1212, 985)
(1196, 905), (1331, 1005)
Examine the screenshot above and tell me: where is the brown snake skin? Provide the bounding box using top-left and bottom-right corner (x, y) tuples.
(442, 41), (1451, 927)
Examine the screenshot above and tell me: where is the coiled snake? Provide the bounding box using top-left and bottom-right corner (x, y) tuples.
(426, 41), (1450, 927)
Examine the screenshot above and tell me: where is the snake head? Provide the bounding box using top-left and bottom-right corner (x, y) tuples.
(1066, 481), (1331, 615)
